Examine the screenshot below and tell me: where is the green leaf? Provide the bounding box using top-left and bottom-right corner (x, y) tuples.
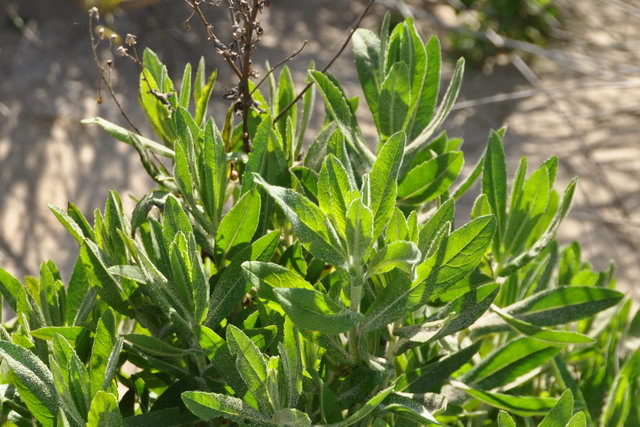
(353, 29), (381, 127)
(242, 261), (314, 301)
(173, 143), (194, 203)
(182, 391), (272, 424)
(482, 130), (507, 252)
(398, 152), (464, 204)
(369, 131), (406, 239)
(368, 241), (420, 276)
(454, 381), (558, 416)
(195, 70), (216, 126)
(497, 411), (516, 427)
(504, 165), (551, 256)
(345, 198), (374, 262)
(130, 190), (170, 235)
(461, 337), (561, 390)
(216, 189), (261, 261)
(332, 386), (394, 427)
(295, 65), (316, 158)
(404, 57), (464, 160)
(382, 393), (443, 425)
(539, 390), (573, 427)
(279, 317), (303, 408)
(414, 215), (496, 299)
(81, 117), (174, 159)
(600, 347), (640, 426)
(274, 408), (312, 427)
(309, 71), (374, 164)
(417, 199), (455, 258)
(318, 155), (356, 236)
(408, 36), (442, 140)
(273, 288), (362, 335)
(200, 119), (228, 226)
(87, 391), (122, 427)
(31, 326), (87, 343)
(48, 203), (87, 245)
(378, 62), (411, 139)
(386, 207), (409, 243)
(491, 304), (593, 344)
(275, 66), (297, 152)
(472, 286), (623, 334)
(304, 122), (337, 171)
(79, 240), (131, 316)
(194, 56), (205, 102)
(0, 341), (58, 426)
(396, 284), (498, 344)
(50, 334), (91, 423)
(254, 175), (346, 269)
(225, 325), (272, 412)
(90, 309), (123, 397)
(0, 266), (22, 312)
(179, 62), (192, 109)
(242, 115), (289, 194)
(292, 166), (320, 202)
(124, 334), (192, 358)
(499, 178), (577, 275)
(206, 230), (280, 327)
(567, 412), (587, 427)
(400, 341), (482, 393)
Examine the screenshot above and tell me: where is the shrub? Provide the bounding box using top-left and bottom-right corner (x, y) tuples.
(0, 6), (638, 427)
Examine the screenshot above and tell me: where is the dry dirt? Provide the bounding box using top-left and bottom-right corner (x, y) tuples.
(1, 0), (639, 298)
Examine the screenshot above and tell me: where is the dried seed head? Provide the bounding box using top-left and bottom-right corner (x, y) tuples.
(125, 33), (137, 46)
(116, 46), (128, 56)
(88, 7), (99, 20)
(96, 95), (104, 104)
(97, 27), (105, 40)
(110, 33), (118, 44)
(106, 59), (113, 68)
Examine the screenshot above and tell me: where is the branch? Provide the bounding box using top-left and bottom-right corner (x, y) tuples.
(250, 40), (308, 96)
(88, 13), (142, 135)
(274, 0), (376, 123)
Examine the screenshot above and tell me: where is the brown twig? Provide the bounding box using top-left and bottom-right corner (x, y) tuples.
(250, 40), (308, 96)
(88, 12), (142, 135)
(185, 0), (243, 79)
(239, 0), (261, 152)
(184, 0), (271, 153)
(273, 0), (377, 123)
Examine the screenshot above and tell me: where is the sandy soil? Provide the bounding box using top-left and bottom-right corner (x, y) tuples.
(1, 0), (638, 298)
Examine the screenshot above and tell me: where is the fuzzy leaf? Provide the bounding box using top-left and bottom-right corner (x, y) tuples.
(368, 241), (420, 276)
(254, 175), (347, 269)
(273, 288), (362, 335)
(461, 337), (561, 390)
(369, 131), (406, 239)
(0, 341), (58, 426)
(182, 391), (271, 424)
(206, 230), (280, 327)
(87, 391), (122, 427)
(398, 152), (464, 204)
(378, 62), (411, 138)
(225, 325), (271, 412)
(216, 189), (261, 261)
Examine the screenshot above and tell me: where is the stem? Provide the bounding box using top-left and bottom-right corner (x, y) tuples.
(348, 264), (365, 362)
(239, 0), (260, 153)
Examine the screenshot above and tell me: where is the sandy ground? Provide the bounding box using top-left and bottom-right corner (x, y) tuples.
(1, 0), (638, 298)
